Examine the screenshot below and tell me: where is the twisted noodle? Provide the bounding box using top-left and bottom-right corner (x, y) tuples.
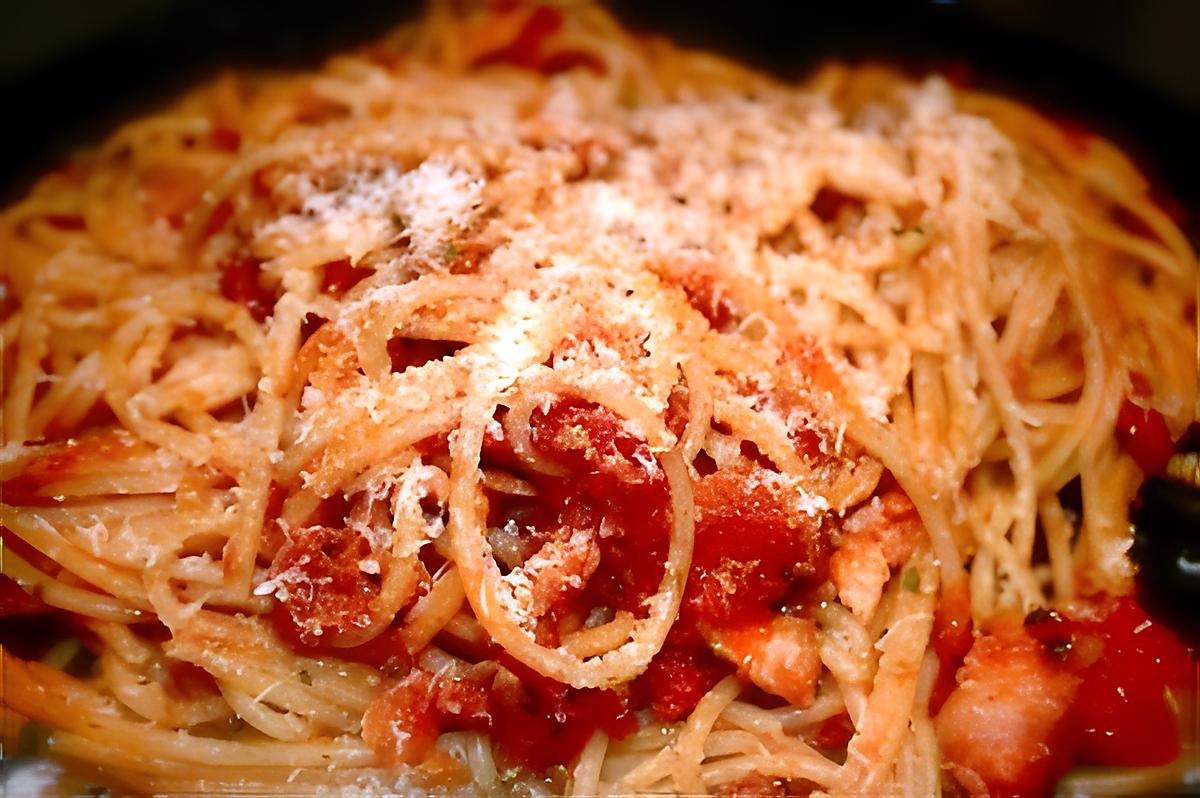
(1, 2), (1196, 796)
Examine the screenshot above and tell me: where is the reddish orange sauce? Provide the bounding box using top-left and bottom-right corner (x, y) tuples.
(0, 573), (52, 616)
(362, 654), (636, 772)
(320, 257), (371, 297)
(1025, 597), (1193, 769)
(1115, 398), (1175, 476)
(266, 525), (379, 646)
(939, 596), (1193, 798)
(217, 253), (275, 321)
(929, 581), (974, 714)
(282, 395), (835, 769)
(472, 6), (605, 76)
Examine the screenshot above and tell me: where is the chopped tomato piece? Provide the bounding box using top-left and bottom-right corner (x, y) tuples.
(686, 467), (829, 629)
(265, 525), (379, 646)
(362, 669), (442, 767)
(929, 581), (974, 714)
(362, 659), (635, 773)
(1026, 597), (1193, 768)
(1116, 398), (1175, 476)
(637, 637), (732, 722)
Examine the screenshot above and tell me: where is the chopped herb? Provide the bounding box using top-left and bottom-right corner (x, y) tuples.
(298, 669), (313, 686)
(443, 242), (460, 261)
(901, 567), (921, 592)
(892, 226), (925, 236)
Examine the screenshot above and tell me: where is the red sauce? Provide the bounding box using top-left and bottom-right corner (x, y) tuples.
(0, 574), (53, 616)
(362, 653), (635, 772)
(472, 6), (605, 76)
(1115, 398), (1175, 476)
(217, 253), (275, 322)
(1, 428), (151, 506)
(813, 712), (856, 750)
(929, 581), (974, 714)
(387, 338), (467, 374)
(525, 399), (672, 615)
(685, 467), (829, 630)
(636, 629), (731, 722)
(1025, 596), (1194, 769)
(265, 525), (379, 647)
(320, 257), (371, 297)
(44, 214), (86, 231)
(203, 199), (235, 239)
(209, 127), (242, 153)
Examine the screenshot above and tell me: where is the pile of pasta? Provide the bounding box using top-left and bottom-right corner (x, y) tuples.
(2, 3), (1195, 796)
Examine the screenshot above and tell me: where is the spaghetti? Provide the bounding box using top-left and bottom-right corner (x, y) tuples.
(1, 3), (1196, 796)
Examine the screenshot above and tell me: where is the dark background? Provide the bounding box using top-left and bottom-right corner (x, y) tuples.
(3, 0), (1199, 225)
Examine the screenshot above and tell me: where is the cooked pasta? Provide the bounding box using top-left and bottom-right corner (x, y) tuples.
(1, 3), (1196, 796)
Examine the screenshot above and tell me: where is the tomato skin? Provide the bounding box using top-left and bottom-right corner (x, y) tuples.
(1116, 398), (1175, 476)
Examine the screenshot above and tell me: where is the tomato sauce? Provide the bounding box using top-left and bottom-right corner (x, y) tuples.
(1024, 596), (1193, 769)
(292, 394), (836, 770)
(362, 655), (636, 772)
(929, 581), (974, 714)
(0, 573), (53, 616)
(471, 6), (605, 76)
(1115, 398), (1175, 476)
(320, 257), (371, 297)
(217, 253), (275, 322)
(265, 525), (379, 646)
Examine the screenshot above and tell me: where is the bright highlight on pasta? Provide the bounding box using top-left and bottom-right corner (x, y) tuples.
(1, 3), (1196, 797)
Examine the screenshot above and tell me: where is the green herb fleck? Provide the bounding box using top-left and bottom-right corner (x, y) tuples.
(901, 567), (921, 592)
(443, 242), (460, 262)
(892, 226), (925, 236)
(298, 669), (313, 686)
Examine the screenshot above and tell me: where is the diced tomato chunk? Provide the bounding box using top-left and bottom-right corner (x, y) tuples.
(362, 659), (635, 773)
(929, 581), (974, 714)
(265, 525), (378, 646)
(938, 597), (1194, 797)
(321, 258), (371, 297)
(636, 638), (732, 722)
(686, 467), (829, 629)
(1026, 597), (1193, 768)
(362, 669), (442, 767)
(1116, 398), (1175, 476)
